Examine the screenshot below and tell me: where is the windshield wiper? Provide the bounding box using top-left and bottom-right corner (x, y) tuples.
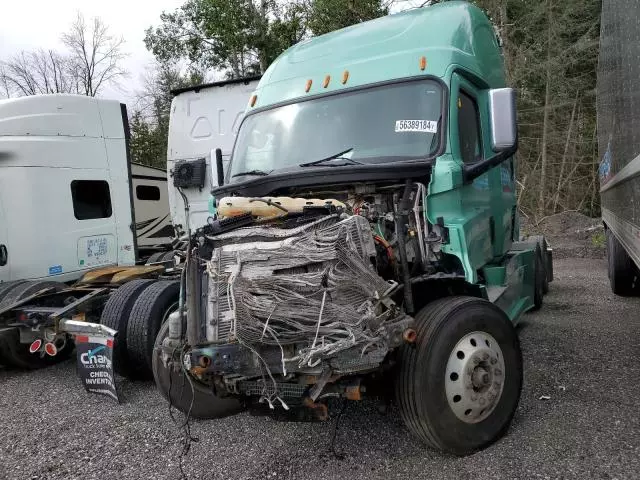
(299, 148), (363, 167)
(232, 169), (272, 178)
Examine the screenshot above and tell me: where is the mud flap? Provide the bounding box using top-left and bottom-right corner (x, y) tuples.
(60, 319), (121, 403)
(75, 333), (120, 403)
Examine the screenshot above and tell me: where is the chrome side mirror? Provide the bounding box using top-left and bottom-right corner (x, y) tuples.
(488, 88), (517, 152)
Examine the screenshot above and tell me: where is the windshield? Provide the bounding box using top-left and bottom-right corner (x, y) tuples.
(229, 79), (444, 178)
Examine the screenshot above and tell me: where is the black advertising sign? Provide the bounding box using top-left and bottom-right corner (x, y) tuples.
(75, 334), (120, 403)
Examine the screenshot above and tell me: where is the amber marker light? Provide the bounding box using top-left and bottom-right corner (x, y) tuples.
(323, 75), (331, 88)
(305, 79), (313, 92)
(419, 56), (427, 71)
(250, 95), (257, 107)
(342, 70), (349, 84)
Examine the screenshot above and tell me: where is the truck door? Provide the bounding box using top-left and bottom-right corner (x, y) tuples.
(0, 192), (10, 282)
(452, 73), (516, 262)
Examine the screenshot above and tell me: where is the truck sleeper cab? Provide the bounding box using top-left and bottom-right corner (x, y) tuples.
(151, 2), (552, 455)
(0, 94), (176, 370)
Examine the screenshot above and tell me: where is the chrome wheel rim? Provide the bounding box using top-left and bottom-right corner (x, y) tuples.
(445, 331), (505, 424)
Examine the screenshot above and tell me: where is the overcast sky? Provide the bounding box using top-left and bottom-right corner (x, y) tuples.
(0, 0), (183, 104)
(1, 1), (426, 105)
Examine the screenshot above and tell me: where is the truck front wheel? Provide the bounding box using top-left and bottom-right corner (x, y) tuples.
(152, 321), (244, 419)
(396, 296), (522, 455)
(606, 229), (638, 296)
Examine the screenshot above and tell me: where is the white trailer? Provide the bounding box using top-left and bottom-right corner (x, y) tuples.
(0, 94), (172, 284)
(167, 76), (261, 233)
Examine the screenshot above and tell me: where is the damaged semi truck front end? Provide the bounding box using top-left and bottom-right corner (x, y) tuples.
(154, 2), (552, 455)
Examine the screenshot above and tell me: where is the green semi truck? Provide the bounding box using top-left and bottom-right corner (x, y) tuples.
(148, 2), (553, 455)
(18, 1), (549, 456)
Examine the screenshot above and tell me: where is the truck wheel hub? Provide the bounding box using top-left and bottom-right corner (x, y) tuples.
(445, 331), (505, 424)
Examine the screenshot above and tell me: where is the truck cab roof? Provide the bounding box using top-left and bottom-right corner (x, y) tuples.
(250, 1), (504, 112)
(0, 94), (124, 140)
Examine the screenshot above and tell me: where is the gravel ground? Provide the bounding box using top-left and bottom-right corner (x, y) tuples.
(1, 257), (639, 480)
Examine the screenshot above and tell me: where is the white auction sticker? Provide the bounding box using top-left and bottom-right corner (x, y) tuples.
(395, 120), (438, 133)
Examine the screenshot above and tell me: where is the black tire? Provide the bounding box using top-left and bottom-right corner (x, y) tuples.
(146, 252), (165, 265)
(0, 281), (27, 366)
(0, 281), (70, 369)
(152, 321), (244, 419)
(0, 280), (63, 310)
(396, 296), (523, 456)
(606, 229), (638, 296)
(531, 244), (544, 311)
(160, 251), (176, 265)
(100, 279), (155, 376)
(126, 281), (180, 379)
(0, 327), (19, 366)
(529, 235), (550, 294)
(0, 281), (27, 305)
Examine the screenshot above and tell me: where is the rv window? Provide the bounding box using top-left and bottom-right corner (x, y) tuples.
(70, 180), (113, 220)
(136, 185), (161, 201)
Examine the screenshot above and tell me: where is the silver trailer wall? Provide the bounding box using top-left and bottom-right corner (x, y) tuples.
(598, 0), (640, 263)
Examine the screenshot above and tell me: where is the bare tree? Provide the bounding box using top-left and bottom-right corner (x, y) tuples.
(0, 65), (11, 98)
(61, 12), (128, 97)
(0, 49), (79, 97)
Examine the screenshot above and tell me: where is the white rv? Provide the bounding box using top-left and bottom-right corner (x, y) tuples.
(167, 76), (261, 233)
(0, 94), (172, 284)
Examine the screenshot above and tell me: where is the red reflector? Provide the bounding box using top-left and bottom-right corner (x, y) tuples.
(106, 339), (114, 348)
(44, 342), (57, 357)
(75, 335), (89, 343)
(19, 313), (28, 322)
(29, 339), (42, 354)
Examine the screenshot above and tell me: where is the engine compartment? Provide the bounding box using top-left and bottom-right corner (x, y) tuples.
(172, 181), (448, 409)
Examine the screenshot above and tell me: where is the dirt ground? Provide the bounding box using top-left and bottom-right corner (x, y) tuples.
(521, 211), (605, 259)
(3, 211), (633, 480)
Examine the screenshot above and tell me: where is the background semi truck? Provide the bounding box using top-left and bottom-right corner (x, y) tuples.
(151, 2), (553, 456)
(0, 94), (173, 285)
(0, 78), (259, 370)
(597, 0), (640, 296)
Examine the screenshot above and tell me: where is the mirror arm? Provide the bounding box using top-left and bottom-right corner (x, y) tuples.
(215, 148), (225, 186)
(462, 143), (518, 184)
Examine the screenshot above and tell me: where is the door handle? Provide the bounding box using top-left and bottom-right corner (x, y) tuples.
(0, 245), (6, 266)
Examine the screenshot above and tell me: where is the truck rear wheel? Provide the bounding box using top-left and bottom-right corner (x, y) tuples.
(100, 279), (155, 376)
(145, 252), (165, 265)
(606, 229), (638, 296)
(152, 321), (244, 419)
(396, 296), (522, 455)
(0, 281), (27, 305)
(0, 327), (73, 369)
(0, 281), (70, 369)
(531, 244), (545, 310)
(528, 235), (550, 294)
(160, 251), (176, 265)
(0, 280), (63, 310)
(126, 281), (179, 379)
